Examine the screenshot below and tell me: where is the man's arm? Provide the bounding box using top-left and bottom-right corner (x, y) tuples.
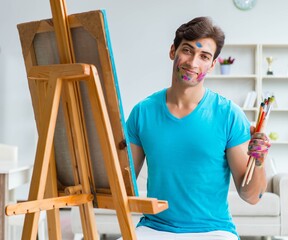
(130, 143), (145, 177)
(227, 130), (270, 204)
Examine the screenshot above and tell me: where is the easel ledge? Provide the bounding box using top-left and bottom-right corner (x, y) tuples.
(6, 193), (167, 216)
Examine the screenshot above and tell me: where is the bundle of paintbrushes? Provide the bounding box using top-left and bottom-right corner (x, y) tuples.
(241, 96), (274, 187)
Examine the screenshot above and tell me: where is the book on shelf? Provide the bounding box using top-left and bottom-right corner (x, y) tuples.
(243, 91), (257, 109)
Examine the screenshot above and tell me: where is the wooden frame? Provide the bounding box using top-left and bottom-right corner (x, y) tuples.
(5, 1), (168, 239)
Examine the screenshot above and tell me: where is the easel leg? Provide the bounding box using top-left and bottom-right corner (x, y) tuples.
(22, 77), (63, 240)
(87, 66), (136, 240)
(45, 148), (62, 239)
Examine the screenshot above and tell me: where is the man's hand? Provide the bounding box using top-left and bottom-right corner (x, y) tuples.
(248, 126), (271, 166)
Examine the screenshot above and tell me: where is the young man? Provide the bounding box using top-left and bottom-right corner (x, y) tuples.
(123, 17), (270, 239)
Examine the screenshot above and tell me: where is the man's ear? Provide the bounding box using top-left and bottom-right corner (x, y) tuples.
(207, 58), (217, 73)
(169, 44), (175, 60)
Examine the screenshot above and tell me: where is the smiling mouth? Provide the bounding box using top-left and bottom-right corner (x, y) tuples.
(182, 67), (198, 76)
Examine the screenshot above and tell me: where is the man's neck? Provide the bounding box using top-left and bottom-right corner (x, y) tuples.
(167, 85), (205, 108)
(166, 85), (205, 118)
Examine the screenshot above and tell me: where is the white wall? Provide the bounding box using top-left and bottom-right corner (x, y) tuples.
(1, 0), (288, 197)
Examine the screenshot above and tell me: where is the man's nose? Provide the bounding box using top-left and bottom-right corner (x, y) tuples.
(187, 55), (199, 66)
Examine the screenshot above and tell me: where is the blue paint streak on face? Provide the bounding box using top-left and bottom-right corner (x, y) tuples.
(196, 42), (202, 48)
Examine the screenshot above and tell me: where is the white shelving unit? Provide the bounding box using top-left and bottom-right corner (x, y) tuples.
(205, 44), (288, 172)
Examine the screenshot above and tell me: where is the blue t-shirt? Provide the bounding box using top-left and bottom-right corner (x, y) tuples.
(126, 88), (251, 237)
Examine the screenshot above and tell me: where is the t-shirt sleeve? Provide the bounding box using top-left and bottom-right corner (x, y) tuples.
(126, 104), (142, 147)
(226, 102), (251, 149)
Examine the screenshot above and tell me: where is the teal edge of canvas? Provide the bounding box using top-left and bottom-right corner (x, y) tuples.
(101, 9), (139, 196)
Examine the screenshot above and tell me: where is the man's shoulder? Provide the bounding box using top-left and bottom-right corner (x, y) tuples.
(137, 88), (166, 108)
(206, 88), (242, 114)
(206, 88), (231, 107)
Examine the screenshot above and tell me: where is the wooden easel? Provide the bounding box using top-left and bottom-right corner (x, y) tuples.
(5, 1), (168, 239)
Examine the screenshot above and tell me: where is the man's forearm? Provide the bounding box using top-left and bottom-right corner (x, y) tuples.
(239, 164), (267, 204)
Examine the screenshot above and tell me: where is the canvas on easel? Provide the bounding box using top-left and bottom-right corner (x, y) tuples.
(17, 9), (137, 197)
(5, 2), (168, 239)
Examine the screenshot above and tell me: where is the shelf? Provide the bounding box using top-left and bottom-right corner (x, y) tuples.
(261, 45), (288, 76)
(271, 141), (288, 145)
(242, 108), (258, 111)
(271, 108), (288, 112)
(208, 43), (288, 167)
(262, 76), (288, 80)
(206, 75), (257, 79)
(262, 44), (288, 169)
(262, 44), (288, 48)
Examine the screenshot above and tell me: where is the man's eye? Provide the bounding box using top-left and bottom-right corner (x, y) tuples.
(201, 55), (210, 61)
(183, 48), (192, 54)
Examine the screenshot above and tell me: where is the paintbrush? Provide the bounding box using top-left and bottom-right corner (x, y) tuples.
(241, 96), (274, 187)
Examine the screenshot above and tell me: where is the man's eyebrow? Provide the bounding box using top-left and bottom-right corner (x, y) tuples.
(182, 42), (213, 57)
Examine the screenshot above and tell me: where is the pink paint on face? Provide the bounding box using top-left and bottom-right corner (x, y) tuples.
(182, 73), (192, 81)
(197, 72), (206, 81)
(176, 65), (192, 81)
(197, 64), (211, 82)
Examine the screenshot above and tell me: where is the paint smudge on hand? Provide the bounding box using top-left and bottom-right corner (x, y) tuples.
(259, 192), (263, 199)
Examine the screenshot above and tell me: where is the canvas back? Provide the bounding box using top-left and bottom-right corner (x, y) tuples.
(17, 10), (138, 198)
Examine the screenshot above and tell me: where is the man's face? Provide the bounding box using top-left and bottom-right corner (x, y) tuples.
(170, 38), (217, 86)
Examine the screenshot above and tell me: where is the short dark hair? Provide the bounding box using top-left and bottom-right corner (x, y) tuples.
(173, 17), (225, 60)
